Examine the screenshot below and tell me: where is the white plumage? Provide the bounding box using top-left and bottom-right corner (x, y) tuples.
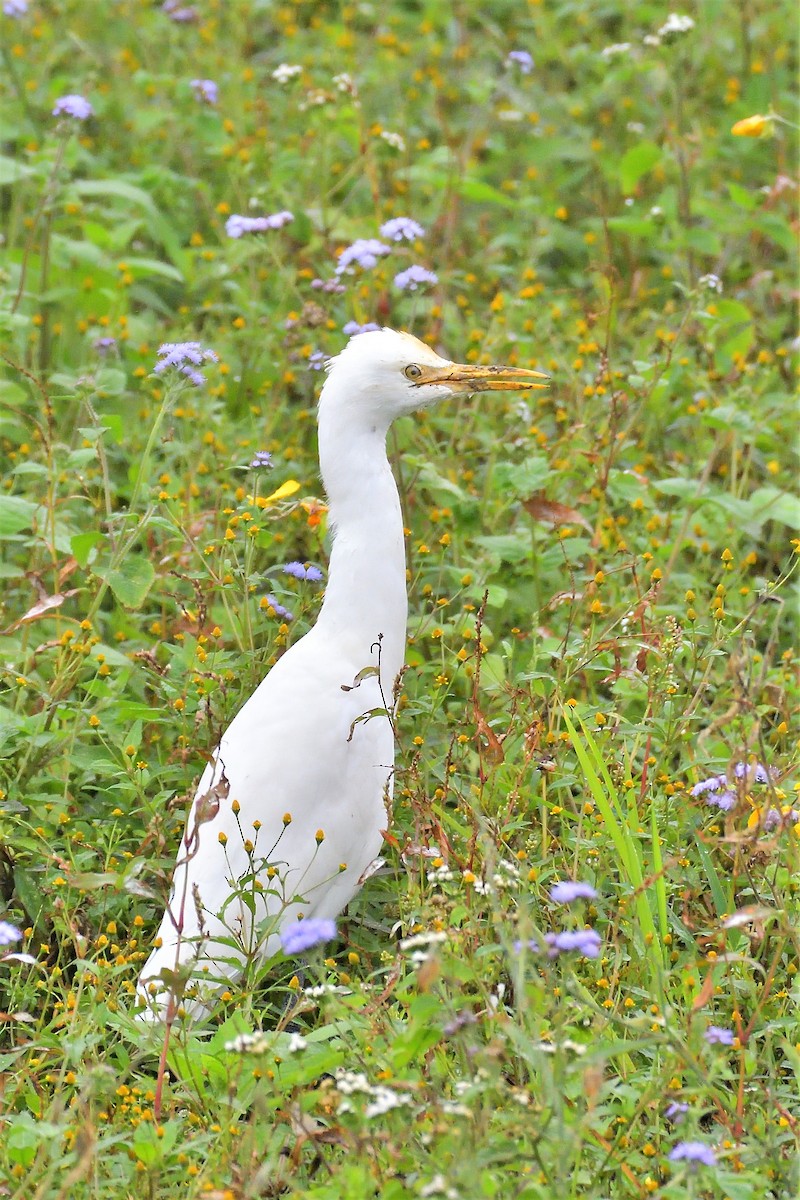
(137, 328), (547, 1018)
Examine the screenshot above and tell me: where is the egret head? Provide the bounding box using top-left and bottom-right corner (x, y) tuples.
(322, 327), (548, 426)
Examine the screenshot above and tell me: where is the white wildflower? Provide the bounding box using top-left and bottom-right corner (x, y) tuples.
(303, 983), (353, 998)
(287, 1032), (307, 1053)
(365, 1086), (412, 1119)
(272, 63), (302, 84)
(698, 273), (723, 293)
(601, 43), (632, 59)
(420, 1174), (459, 1198)
(380, 130), (406, 150)
(334, 1069), (372, 1095)
(487, 982), (506, 1012)
(399, 931), (448, 952)
(659, 13), (695, 36)
(224, 1032), (270, 1053)
(300, 89), (330, 110)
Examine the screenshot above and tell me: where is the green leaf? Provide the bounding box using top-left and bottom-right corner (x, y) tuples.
(124, 256), (184, 282)
(96, 556), (156, 609)
(71, 530), (105, 568)
(457, 176), (518, 209)
(0, 495), (37, 538)
(618, 142), (662, 193)
(727, 182), (757, 211)
(651, 477), (700, 499)
(746, 487), (800, 530)
(0, 155), (37, 184)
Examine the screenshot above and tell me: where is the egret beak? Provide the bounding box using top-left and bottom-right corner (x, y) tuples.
(413, 362), (550, 393)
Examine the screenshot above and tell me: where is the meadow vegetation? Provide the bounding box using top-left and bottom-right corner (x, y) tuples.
(0, 1), (798, 1197)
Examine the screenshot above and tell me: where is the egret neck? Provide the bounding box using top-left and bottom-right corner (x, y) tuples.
(314, 390), (407, 696)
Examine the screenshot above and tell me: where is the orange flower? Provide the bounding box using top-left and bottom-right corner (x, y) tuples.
(731, 114), (768, 137)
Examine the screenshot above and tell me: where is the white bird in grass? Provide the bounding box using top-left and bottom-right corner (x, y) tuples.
(137, 328), (547, 1020)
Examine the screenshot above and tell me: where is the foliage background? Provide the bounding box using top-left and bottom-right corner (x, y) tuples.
(0, 1), (797, 1197)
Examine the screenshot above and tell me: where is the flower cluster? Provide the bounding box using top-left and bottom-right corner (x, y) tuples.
(3, 0), (28, 16)
(53, 94), (93, 120)
(379, 217), (425, 242)
(394, 265), (438, 292)
(0, 920), (21, 946)
(506, 50), (533, 73)
(690, 760), (770, 810)
(705, 1025), (734, 1046)
(283, 561), (323, 582)
(334, 1069), (414, 1120)
(264, 594), (294, 622)
(249, 450), (273, 470)
(515, 928), (602, 959)
(342, 321), (381, 336)
(162, 0), (197, 21)
(659, 12), (695, 37)
(225, 211), (294, 238)
(335, 238), (391, 274)
(325, 218), (435, 293)
(668, 1141), (716, 1167)
(280, 917), (336, 955)
(549, 880), (597, 903)
(190, 78), (218, 105)
(272, 63), (302, 84)
(153, 341), (218, 386)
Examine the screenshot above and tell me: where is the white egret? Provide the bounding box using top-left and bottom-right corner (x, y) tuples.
(137, 328), (547, 1019)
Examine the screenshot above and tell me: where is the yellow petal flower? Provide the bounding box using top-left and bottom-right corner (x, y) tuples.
(731, 114), (768, 137)
(247, 478), (301, 506)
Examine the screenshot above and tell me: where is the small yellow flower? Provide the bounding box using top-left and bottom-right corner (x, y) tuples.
(731, 114), (769, 137)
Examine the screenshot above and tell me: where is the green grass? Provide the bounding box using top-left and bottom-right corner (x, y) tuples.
(0, 1), (798, 1197)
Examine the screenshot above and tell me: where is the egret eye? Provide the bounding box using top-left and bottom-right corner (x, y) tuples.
(404, 364), (422, 380)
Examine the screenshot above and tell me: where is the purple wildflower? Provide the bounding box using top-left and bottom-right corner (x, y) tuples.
(283, 562), (323, 582)
(308, 351), (326, 371)
(281, 917), (337, 955)
(52, 94), (93, 120)
(190, 79), (218, 105)
(342, 321), (381, 336)
(668, 1141), (717, 1167)
(690, 773), (729, 797)
(154, 341), (218, 386)
(507, 50), (534, 74)
(549, 881), (597, 904)
(335, 238), (391, 275)
(544, 929), (602, 958)
(3, 0), (28, 15)
(311, 277), (346, 295)
(264, 594), (294, 622)
(226, 212), (294, 238)
(705, 1025), (734, 1046)
(162, 0), (197, 20)
(0, 920), (21, 946)
(249, 451), (273, 470)
(691, 761), (770, 811)
(379, 217), (425, 242)
(733, 761), (769, 784)
(393, 265), (438, 291)
(513, 937), (541, 954)
(665, 1101), (689, 1122)
(93, 336), (117, 354)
